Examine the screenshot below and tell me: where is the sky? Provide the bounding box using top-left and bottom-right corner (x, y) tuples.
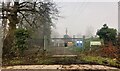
(53, 0), (120, 2)
(53, 1), (118, 38)
(0, 0), (119, 38)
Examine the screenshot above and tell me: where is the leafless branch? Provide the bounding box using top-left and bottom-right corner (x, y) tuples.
(19, 11), (32, 27)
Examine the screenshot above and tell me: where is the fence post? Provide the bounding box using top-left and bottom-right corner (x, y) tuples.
(43, 36), (47, 57)
(44, 36), (46, 50)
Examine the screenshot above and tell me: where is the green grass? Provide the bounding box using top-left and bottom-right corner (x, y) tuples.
(80, 55), (120, 67)
(68, 46), (84, 53)
(3, 55), (120, 68)
(35, 58), (54, 65)
(9, 59), (23, 65)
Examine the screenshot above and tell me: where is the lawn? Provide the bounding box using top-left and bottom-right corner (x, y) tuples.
(2, 54), (120, 69)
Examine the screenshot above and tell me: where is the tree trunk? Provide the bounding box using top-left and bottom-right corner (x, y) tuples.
(2, 2), (18, 58)
(3, 23), (16, 58)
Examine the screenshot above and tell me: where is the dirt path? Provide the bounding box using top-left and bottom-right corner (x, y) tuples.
(1, 65), (120, 71)
(49, 47), (77, 55)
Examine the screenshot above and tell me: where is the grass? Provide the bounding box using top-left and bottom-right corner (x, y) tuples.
(69, 46), (83, 51)
(3, 54), (120, 69)
(35, 57), (54, 65)
(9, 59), (23, 65)
(80, 55), (120, 68)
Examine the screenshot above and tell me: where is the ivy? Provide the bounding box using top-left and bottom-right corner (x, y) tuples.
(14, 28), (30, 55)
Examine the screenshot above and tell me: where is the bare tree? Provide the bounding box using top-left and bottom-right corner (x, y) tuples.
(1, 0), (58, 58)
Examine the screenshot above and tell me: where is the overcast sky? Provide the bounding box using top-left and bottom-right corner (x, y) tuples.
(53, 1), (118, 38)
(53, 0), (120, 2)
(0, 0), (119, 38)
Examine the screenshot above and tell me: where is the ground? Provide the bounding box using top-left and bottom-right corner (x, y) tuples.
(1, 47), (120, 71)
(48, 46), (78, 55)
(1, 65), (120, 71)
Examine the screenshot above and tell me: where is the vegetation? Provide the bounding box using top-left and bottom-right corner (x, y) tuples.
(2, 0), (58, 58)
(1, 1), (120, 69)
(116, 33), (120, 61)
(84, 37), (101, 51)
(80, 55), (120, 68)
(97, 24), (117, 44)
(3, 55), (120, 68)
(14, 28), (30, 56)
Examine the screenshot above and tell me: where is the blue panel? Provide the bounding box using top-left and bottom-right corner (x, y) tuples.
(76, 40), (83, 47)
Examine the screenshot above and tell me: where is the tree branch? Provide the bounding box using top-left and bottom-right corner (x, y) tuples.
(19, 11), (32, 27)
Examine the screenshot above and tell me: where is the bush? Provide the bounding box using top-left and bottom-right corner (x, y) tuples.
(100, 45), (119, 58)
(80, 55), (120, 67)
(14, 28), (30, 56)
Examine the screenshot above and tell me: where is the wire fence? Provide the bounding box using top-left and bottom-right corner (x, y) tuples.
(24, 37), (85, 56)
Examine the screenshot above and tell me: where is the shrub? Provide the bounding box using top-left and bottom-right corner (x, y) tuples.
(100, 45), (119, 58)
(14, 28), (30, 56)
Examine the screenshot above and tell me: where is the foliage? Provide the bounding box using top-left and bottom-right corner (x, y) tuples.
(81, 55), (120, 67)
(2, 0), (58, 58)
(14, 28), (30, 55)
(69, 46), (84, 54)
(116, 33), (120, 46)
(97, 24), (117, 44)
(10, 59), (23, 65)
(116, 34), (120, 61)
(84, 37), (101, 51)
(100, 46), (119, 58)
(83, 44), (119, 59)
(3, 55), (120, 68)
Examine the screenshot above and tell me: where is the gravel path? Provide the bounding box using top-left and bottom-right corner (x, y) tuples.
(1, 65), (120, 70)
